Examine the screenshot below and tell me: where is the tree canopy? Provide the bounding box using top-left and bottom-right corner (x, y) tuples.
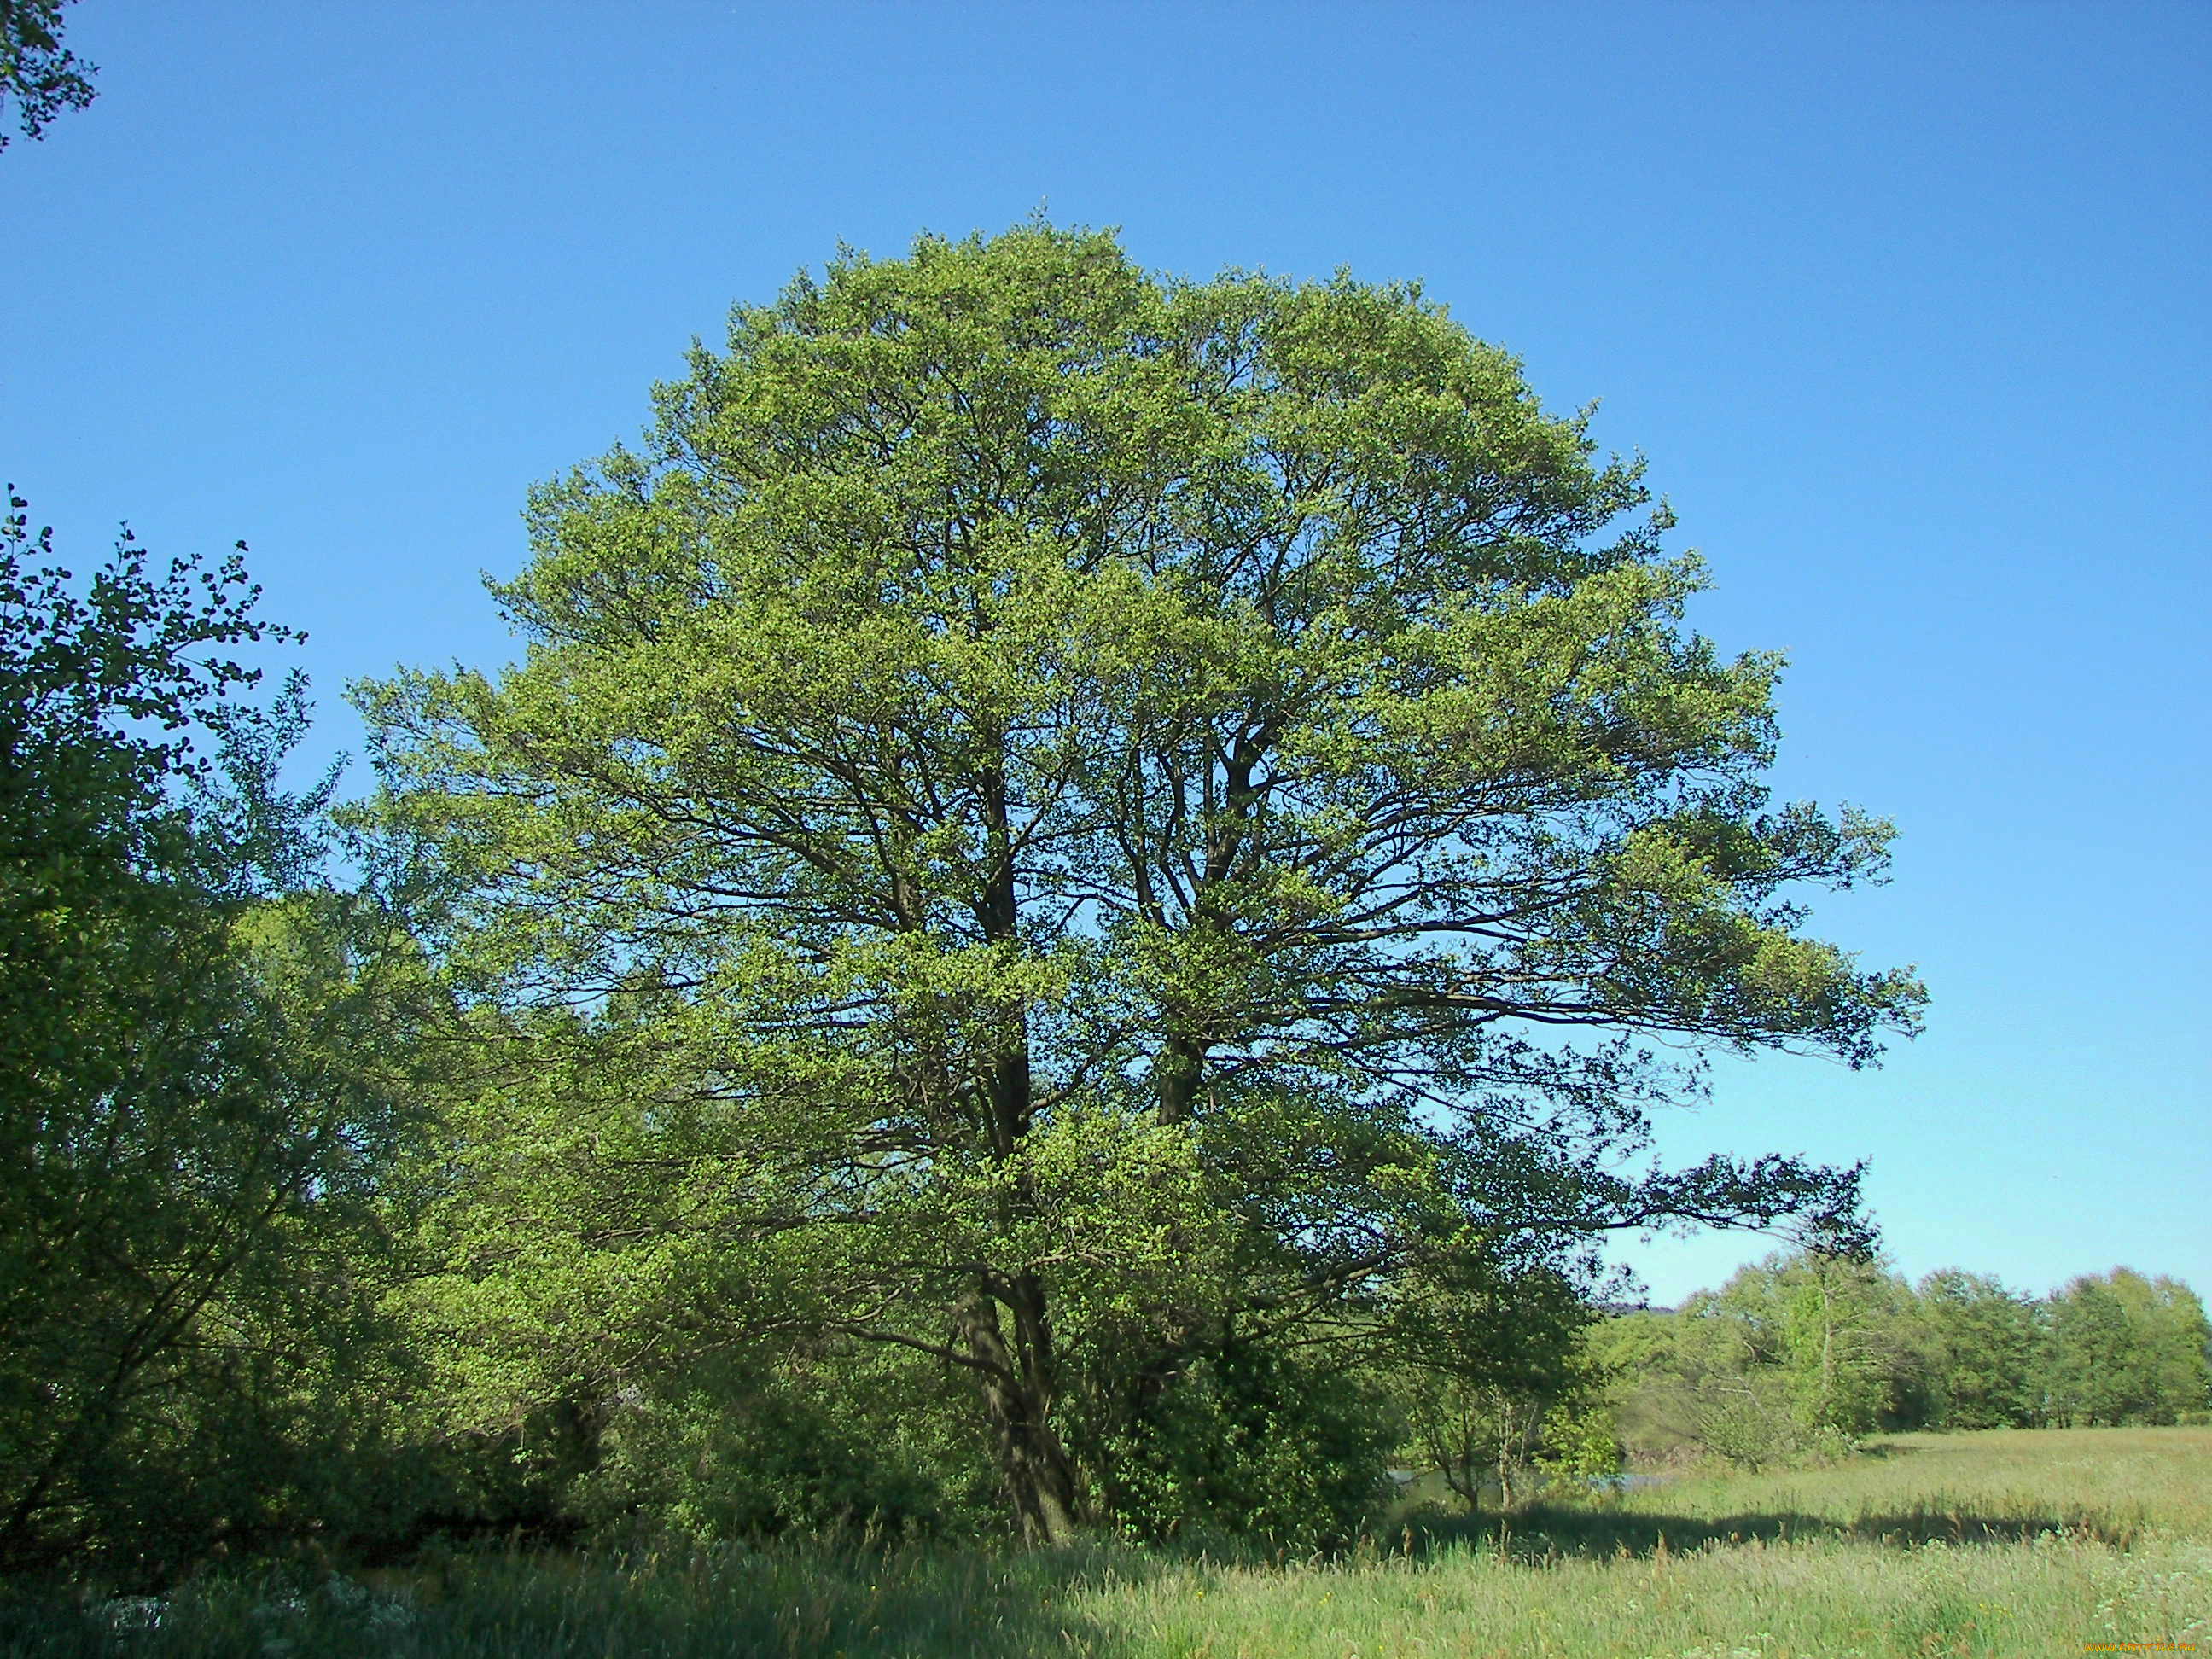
(360, 224), (1925, 1541)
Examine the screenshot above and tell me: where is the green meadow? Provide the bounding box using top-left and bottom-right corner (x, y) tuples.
(8, 1426), (2204, 1658)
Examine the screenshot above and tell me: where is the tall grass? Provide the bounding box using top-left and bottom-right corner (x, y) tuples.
(1610, 1426), (2212, 1540)
(4, 1428), (2206, 1658)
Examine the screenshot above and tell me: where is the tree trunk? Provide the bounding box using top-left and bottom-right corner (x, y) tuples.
(958, 1280), (1080, 1542)
(1156, 1033), (1205, 1123)
(965, 752), (1081, 1539)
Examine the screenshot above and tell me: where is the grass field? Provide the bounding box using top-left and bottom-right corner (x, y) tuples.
(5, 1427), (2206, 1657)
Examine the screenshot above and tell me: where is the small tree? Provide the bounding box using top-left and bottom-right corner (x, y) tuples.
(1597, 1251), (1924, 1467)
(1769, 1252), (1923, 1437)
(1400, 1267), (1599, 1511)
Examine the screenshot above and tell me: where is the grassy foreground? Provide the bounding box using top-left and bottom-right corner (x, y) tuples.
(6, 1427), (2207, 1658)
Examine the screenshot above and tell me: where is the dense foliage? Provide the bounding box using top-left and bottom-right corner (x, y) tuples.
(0, 495), (423, 1575)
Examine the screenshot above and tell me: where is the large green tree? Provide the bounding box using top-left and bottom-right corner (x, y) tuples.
(364, 225), (1924, 1540)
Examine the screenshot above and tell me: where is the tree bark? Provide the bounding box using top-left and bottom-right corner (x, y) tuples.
(962, 739), (1087, 1539)
(958, 1280), (1080, 1542)
(1156, 1032), (1205, 1123)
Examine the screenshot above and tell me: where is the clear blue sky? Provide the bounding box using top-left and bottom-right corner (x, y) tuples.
(4, 2), (2204, 1306)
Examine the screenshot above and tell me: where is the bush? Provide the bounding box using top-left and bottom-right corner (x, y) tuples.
(1087, 1342), (1396, 1551)
(569, 1365), (952, 1545)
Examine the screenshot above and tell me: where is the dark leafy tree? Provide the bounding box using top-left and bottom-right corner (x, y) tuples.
(0, 0), (95, 148)
(0, 493), (408, 1575)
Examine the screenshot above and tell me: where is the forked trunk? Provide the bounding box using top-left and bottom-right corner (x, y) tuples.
(958, 1278), (1080, 1542)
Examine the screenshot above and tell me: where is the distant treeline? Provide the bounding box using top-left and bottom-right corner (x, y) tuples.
(1587, 1254), (2212, 1471)
(1395, 1254), (2211, 1509)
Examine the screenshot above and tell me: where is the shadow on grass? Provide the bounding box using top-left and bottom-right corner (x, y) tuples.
(0, 1542), (1179, 1659)
(1411, 1500), (2145, 1560)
